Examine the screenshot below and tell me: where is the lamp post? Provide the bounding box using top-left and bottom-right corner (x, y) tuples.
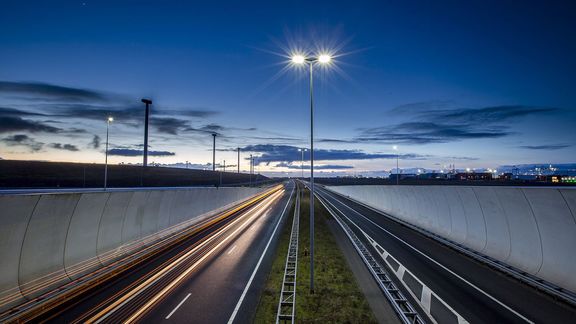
(249, 154), (253, 186)
(298, 148), (307, 178)
(237, 147), (240, 173)
(212, 133), (217, 171)
(104, 116), (114, 189)
(291, 53), (331, 293)
(393, 145), (399, 185)
(141, 99), (152, 167)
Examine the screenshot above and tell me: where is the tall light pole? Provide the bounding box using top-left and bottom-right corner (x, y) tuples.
(249, 154), (253, 186)
(298, 148), (307, 178)
(212, 133), (217, 171)
(237, 147), (241, 173)
(291, 53), (332, 293)
(141, 98), (152, 167)
(104, 116), (114, 189)
(393, 145), (399, 185)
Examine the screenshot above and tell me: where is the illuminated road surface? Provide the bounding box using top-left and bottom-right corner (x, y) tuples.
(25, 183), (295, 323)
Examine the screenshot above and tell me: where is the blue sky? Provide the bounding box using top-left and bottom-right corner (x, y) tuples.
(1, 0), (575, 176)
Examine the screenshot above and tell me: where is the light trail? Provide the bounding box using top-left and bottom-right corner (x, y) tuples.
(85, 189), (284, 323)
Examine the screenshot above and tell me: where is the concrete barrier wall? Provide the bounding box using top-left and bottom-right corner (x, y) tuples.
(328, 185), (576, 294)
(0, 186), (265, 311)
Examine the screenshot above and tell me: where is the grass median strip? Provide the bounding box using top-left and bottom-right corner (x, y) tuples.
(254, 187), (377, 323)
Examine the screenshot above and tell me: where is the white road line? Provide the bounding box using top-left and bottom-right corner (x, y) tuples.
(320, 189), (534, 324)
(227, 184), (295, 324)
(165, 293), (191, 319)
(227, 245), (237, 255)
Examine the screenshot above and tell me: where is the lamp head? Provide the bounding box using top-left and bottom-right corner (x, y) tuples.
(291, 54), (305, 64)
(318, 54), (332, 64)
(107, 116), (114, 123)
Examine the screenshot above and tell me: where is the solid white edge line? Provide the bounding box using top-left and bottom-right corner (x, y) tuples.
(227, 183), (295, 324)
(165, 293), (191, 320)
(320, 188), (534, 324)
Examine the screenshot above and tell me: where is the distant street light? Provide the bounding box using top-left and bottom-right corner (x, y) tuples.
(393, 145), (399, 185)
(291, 52), (332, 293)
(141, 99), (152, 167)
(298, 148), (307, 178)
(104, 116), (114, 189)
(212, 133), (217, 171)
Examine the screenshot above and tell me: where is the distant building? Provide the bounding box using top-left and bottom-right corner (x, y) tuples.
(499, 173), (514, 180)
(549, 175), (576, 183)
(418, 172), (448, 180)
(389, 173), (417, 181)
(454, 172), (493, 181)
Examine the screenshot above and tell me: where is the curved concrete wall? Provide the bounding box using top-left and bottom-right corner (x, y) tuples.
(0, 186), (265, 311)
(328, 185), (576, 294)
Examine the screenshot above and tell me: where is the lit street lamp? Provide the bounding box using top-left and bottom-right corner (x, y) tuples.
(298, 148), (307, 178)
(291, 52), (332, 293)
(104, 116), (114, 189)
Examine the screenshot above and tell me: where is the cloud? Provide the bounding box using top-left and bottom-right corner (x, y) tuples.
(1, 134), (44, 151)
(0, 81), (109, 102)
(49, 143), (79, 151)
(51, 104), (142, 121)
(274, 162), (354, 170)
(241, 144), (423, 163)
(357, 122), (510, 144)
(355, 105), (556, 144)
(520, 144), (571, 150)
(185, 123), (228, 136)
(0, 116), (61, 134)
(91, 135), (101, 149)
(43, 104), (219, 135)
(108, 148), (175, 157)
(163, 109), (219, 118)
(151, 117), (190, 135)
(425, 105), (558, 123)
(0, 107), (46, 117)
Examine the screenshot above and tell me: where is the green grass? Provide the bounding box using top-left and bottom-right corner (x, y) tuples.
(253, 196), (295, 323)
(254, 187), (377, 323)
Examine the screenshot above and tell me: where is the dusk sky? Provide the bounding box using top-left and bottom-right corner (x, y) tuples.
(1, 0), (575, 176)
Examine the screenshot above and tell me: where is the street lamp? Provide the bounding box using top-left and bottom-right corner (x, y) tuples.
(237, 147), (241, 173)
(212, 133), (217, 171)
(291, 52), (332, 293)
(104, 116), (114, 189)
(249, 154), (253, 186)
(298, 148), (307, 178)
(393, 145), (399, 185)
(141, 98), (152, 167)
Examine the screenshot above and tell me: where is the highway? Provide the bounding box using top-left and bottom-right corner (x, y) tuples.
(2, 182), (294, 323)
(315, 185), (576, 323)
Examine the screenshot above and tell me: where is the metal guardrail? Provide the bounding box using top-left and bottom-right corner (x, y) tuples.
(315, 190), (427, 324)
(276, 186), (300, 324)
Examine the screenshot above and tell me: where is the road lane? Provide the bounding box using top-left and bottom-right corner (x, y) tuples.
(138, 182), (295, 324)
(24, 184), (291, 323)
(316, 186), (576, 323)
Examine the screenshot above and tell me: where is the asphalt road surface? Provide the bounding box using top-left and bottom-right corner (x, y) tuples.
(315, 185), (576, 324)
(36, 182), (294, 323)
